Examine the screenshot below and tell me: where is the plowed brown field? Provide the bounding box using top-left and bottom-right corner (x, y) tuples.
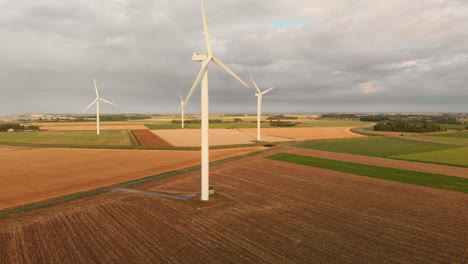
(131, 130), (172, 146)
(0, 149), (466, 263)
(0, 146), (265, 211)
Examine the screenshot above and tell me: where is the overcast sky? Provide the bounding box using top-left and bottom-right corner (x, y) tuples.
(0, 0), (467, 114)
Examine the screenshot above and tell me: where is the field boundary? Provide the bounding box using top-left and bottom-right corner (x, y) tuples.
(126, 129), (139, 146)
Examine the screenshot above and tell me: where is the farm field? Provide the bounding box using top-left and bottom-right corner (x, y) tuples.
(151, 128), (290, 147)
(238, 127), (363, 141)
(131, 130), (172, 146)
(438, 124), (467, 130)
(146, 120), (370, 129)
(297, 120), (370, 127)
(295, 137), (460, 157)
(294, 137), (468, 167)
(0, 148), (465, 263)
(40, 124), (148, 131)
(390, 147), (468, 168)
(267, 152), (468, 192)
(147, 122), (264, 129)
(0, 131), (133, 146)
(409, 132), (468, 145)
(279, 147), (468, 178)
(0, 145), (265, 211)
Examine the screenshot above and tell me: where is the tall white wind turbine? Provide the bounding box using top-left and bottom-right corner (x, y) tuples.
(250, 75), (273, 142)
(83, 78), (118, 135)
(183, 0), (250, 201)
(177, 90), (185, 128)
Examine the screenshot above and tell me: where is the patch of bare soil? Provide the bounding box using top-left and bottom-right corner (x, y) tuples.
(131, 130), (172, 146)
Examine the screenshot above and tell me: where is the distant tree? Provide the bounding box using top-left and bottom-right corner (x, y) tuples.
(374, 120), (446, 133)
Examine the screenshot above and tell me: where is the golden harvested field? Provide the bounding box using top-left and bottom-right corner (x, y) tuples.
(239, 126), (364, 140)
(0, 146), (265, 211)
(0, 149), (465, 263)
(151, 128), (290, 147)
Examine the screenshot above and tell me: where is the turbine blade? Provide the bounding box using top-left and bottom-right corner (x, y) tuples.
(250, 75), (261, 93)
(83, 98), (98, 112)
(177, 89), (183, 102)
(201, 0), (213, 56)
(212, 57), (249, 88)
(262, 87), (273, 95)
(93, 78), (99, 98)
(178, 103), (184, 113)
(99, 98), (118, 106)
(183, 61), (209, 106)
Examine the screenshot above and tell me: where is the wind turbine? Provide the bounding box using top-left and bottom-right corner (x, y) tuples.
(83, 78), (118, 135)
(250, 75), (273, 142)
(177, 90), (185, 128)
(183, 0), (249, 201)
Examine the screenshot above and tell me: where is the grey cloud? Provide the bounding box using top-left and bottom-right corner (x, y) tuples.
(0, 0), (467, 114)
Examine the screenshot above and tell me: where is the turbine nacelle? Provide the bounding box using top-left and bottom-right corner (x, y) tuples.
(193, 53), (209, 61)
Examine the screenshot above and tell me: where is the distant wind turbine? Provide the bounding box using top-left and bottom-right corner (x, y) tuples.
(182, 0), (249, 201)
(83, 78), (118, 135)
(250, 75), (273, 142)
(177, 90), (185, 128)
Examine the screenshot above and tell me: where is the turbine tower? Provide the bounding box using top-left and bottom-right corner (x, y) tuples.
(83, 78), (117, 135)
(183, 0), (249, 201)
(177, 90), (185, 128)
(250, 75), (273, 142)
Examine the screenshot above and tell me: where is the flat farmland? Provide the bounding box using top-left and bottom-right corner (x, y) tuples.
(0, 149), (465, 263)
(40, 125), (148, 131)
(409, 132), (468, 145)
(238, 126), (364, 141)
(390, 147), (468, 168)
(280, 147), (468, 178)
(151, 128), (290, 147)
(294, 137), (468, 167)
(0, 146), (265, 211)
(0, 130), (133, 146)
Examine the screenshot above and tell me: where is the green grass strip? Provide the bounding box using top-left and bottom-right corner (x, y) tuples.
(267, 153), (468, 193)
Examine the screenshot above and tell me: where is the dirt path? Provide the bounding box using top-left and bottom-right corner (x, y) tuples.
(284, 147), (468, 178)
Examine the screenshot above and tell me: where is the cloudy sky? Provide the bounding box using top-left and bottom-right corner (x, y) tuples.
(0, 0), (467, 114)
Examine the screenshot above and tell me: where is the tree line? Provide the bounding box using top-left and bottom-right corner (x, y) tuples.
(0, 123), (40, 132)
(374, 120), (447, 133)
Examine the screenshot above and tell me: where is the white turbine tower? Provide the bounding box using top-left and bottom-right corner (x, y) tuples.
(183, 0), (249, 201)
(83, 78), (118, 135)
(250, 76), (273, 142)
(177, 90), (185, 129)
